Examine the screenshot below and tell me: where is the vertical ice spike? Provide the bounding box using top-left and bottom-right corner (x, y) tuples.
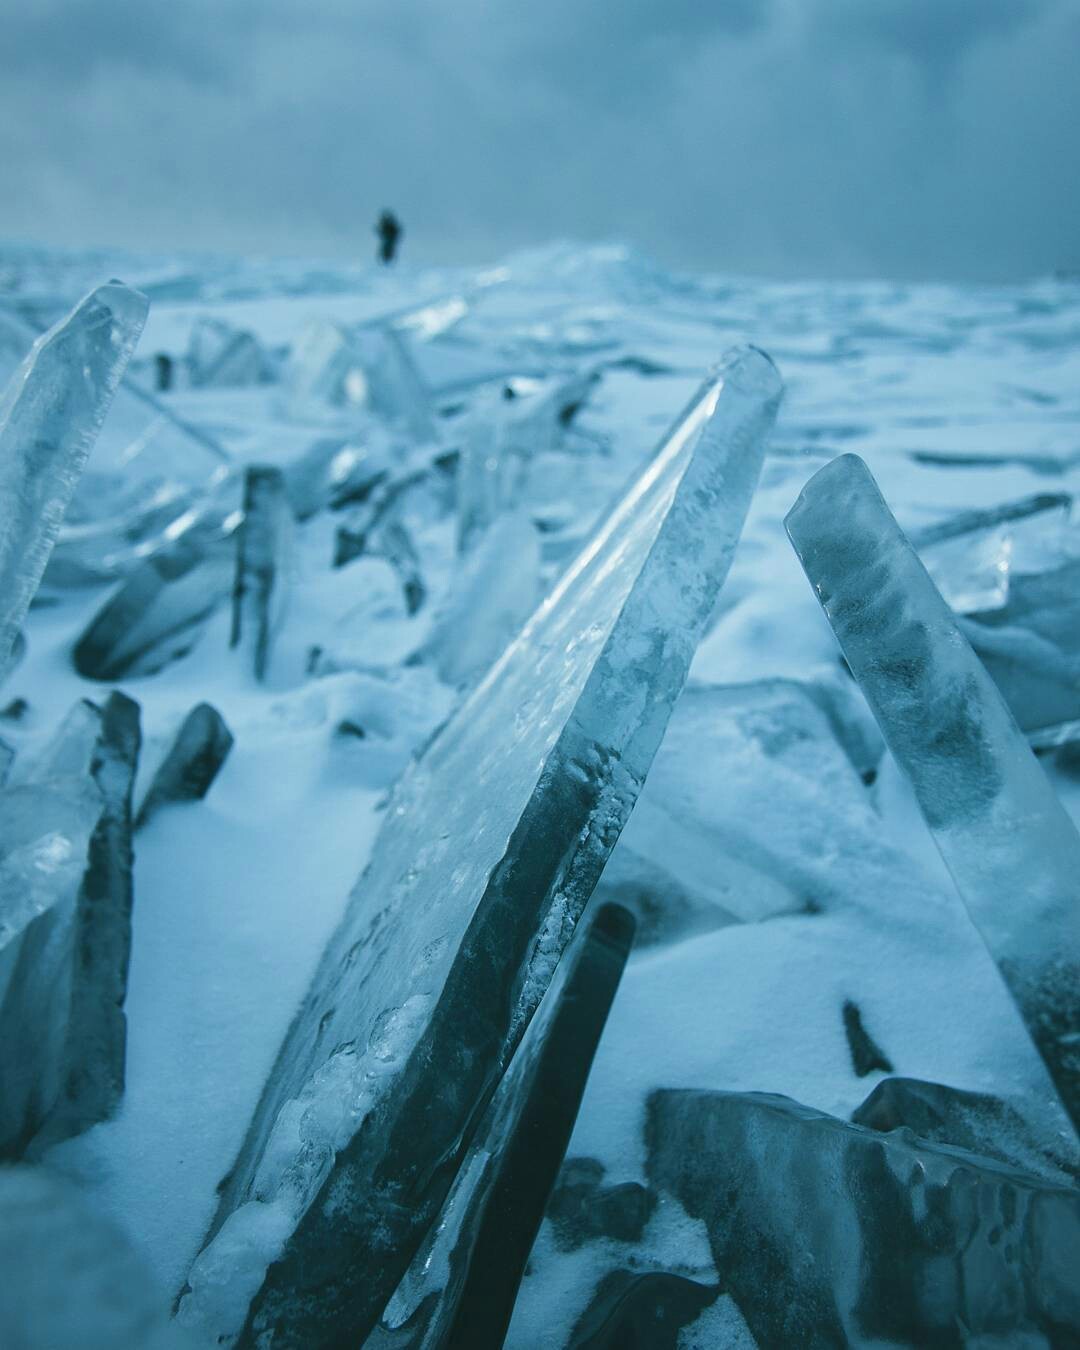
(179, 347), (782, 1349)
(786, 453), (1080, 1130)
(231, 466), (293, 682)
(0, 283), (148, 679)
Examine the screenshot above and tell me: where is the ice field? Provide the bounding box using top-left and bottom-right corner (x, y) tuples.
(0, 240), (1077, 1347)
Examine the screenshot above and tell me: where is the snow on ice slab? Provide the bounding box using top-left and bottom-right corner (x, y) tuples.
(0, 283), (147, 678)
(786, 454), (1080, 1131)
(179, 346), (782, 1347)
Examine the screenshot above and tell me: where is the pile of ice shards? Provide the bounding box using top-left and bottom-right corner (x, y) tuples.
(0, 248), (1078, 1349)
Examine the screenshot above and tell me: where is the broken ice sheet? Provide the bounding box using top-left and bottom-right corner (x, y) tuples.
(911, 491), (1071, 614)
(786, 454), (1080, 1129)
(0, 283), (147, 677)
(648, 1088), (1080, 1347)
(1, 694), (140, 1156)
(230, 466), (294, 682)
(595, 676), (884, 943)
(179, 346), (782, 1348)
(963, 558), (1080, 749)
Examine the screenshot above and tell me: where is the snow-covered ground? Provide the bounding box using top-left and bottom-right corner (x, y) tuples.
(1, 240), (1078, 1345)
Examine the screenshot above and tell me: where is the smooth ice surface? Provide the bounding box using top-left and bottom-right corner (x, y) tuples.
(786, 454), (1080, 1127)
(180, 347), (781, 1347)
(648, 1088), (1080, 1347)
(0, 284), (147, 677)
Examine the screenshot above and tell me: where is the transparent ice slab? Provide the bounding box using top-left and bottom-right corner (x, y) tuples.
(178, 346), (782, 1348)
(786, 454), (1080, 1130)
(0, 284), (147, 677)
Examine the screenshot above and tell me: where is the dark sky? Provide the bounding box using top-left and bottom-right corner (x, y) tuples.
(1, 0), (1077, 281)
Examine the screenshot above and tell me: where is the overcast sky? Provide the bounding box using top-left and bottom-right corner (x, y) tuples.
(1, 0), (1077, 281)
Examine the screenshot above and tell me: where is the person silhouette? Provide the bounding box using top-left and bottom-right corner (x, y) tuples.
(376, 210), (403, 265)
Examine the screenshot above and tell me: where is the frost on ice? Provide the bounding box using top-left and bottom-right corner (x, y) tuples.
(0, 283), (148, 676)
(179, 346), (782, 1347)
(786, 453), (1080, 1129)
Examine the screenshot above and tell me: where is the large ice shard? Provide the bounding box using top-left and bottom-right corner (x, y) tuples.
(372, 903), (635, 1349)
(786, 454), (1080, 1129)
(179, 346), (782, 1347)
(0, 283), (147, 678)
(0, 1166), (193, 1349)
(647, 1088), (1080, 1347)
(230, 466), (293, 682)
(0, 693), (140, 1155)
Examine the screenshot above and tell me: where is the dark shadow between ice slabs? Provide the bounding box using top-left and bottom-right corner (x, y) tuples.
(179, 346), (783, 1348)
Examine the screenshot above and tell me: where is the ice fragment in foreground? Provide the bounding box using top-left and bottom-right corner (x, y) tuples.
(180, 346), (782, 1348)
(0, 1166), (193, 1349)
(648, 1089), (1080, 1347)
(231, 466), (293, 682)
(373, 903), (635, 1349)
(135, 702), (233, 830)
(0, 693), (140, 1155)
(786, 454), (1080, 1129)
(0, 283), (147, 678)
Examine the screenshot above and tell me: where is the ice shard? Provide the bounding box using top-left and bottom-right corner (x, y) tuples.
(283, 435), (392, 521)
(786, 454), (1080, 1129)
(0, 283), (148, 678)
(964, 559), (1080, 749)
(74, 535), (235, 681)
(0, 1166), (192, 1349)
(230, 466), (293, 682)
(0, 694), (140, 1155)
(372, 904), (635, 1350)
(135, 702), (234, 830)
(911, 491), (1071, 614)
(187, 316), (269, 388)
(648, 1089), (1080, 1348)
(179, 346), (782, 1347)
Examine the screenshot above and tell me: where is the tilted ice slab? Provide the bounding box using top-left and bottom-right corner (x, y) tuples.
(179, 346), (782, 1347)
(648, 1088), (1080, 1347)
(786, 454), (1080, 1131)
(0, 284), (147, 678)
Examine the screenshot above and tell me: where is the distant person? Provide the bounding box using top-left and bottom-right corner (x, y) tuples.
(155, 353), (173, 392)
(376, 210), (402, 265)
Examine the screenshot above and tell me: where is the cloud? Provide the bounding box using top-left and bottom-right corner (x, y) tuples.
(0, 0), (1076, 280)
